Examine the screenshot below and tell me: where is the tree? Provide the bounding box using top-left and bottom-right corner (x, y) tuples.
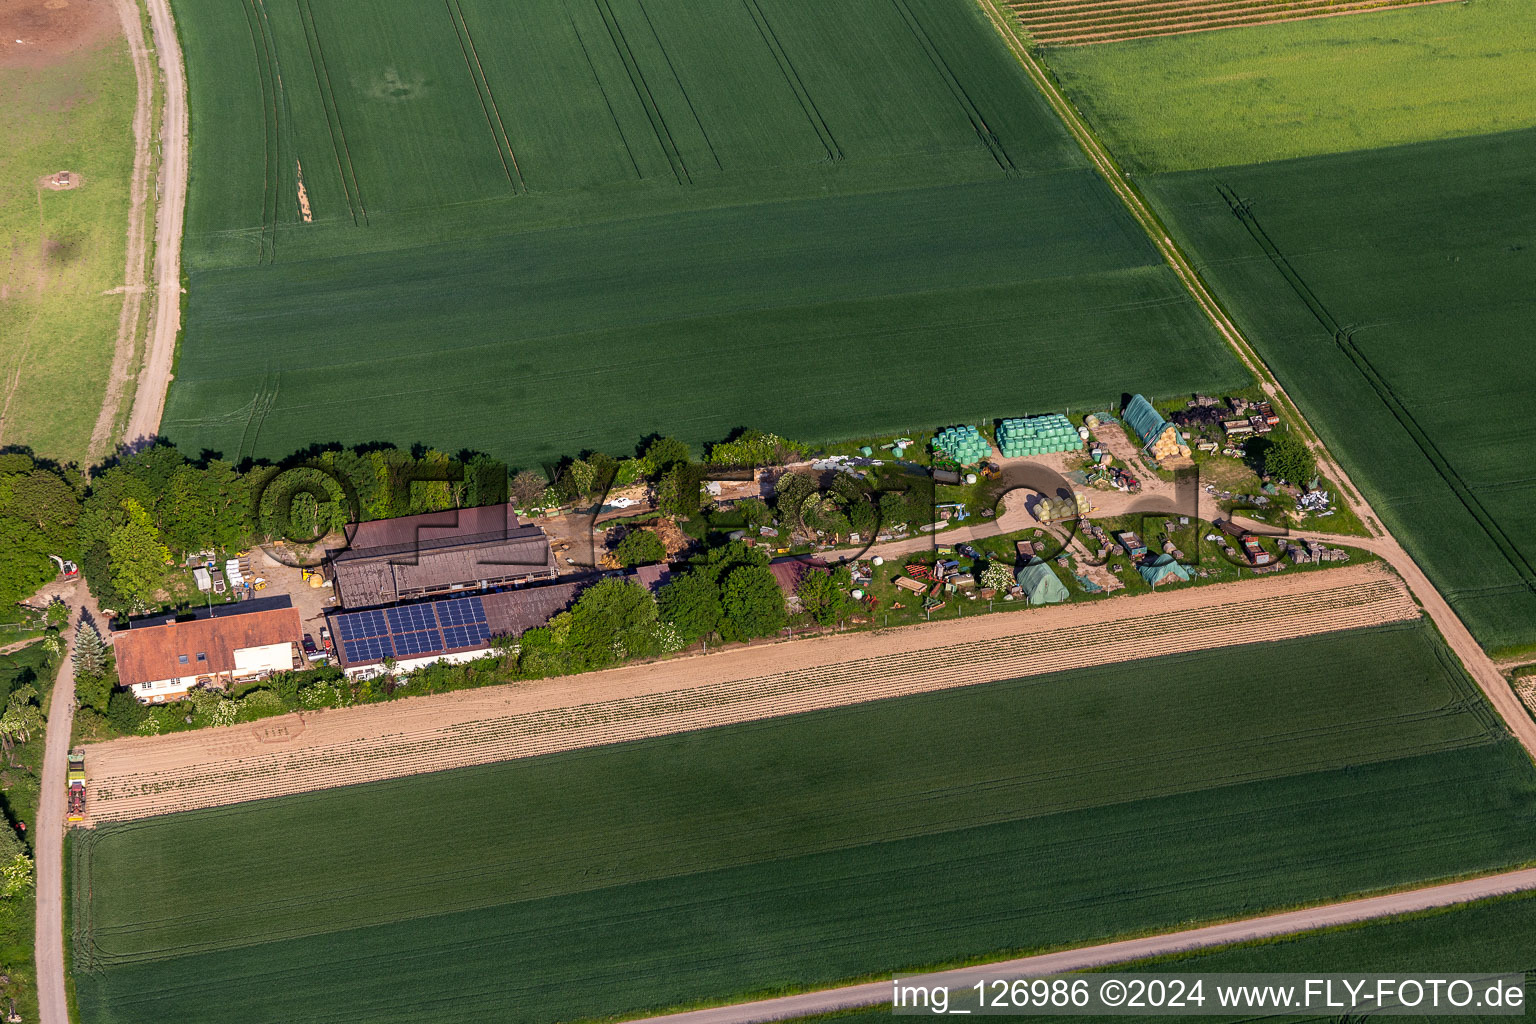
(1263, 430), (1316, 485)
(563, 578), (658, 668)
(108, 499), (171, 608)
(0, 685), (43, 758)
(655, 463), (700, 519)
(71, 622), (108, 679)
(510, 470), (549, 510)
(614, 529), (667, 567)
(5, 469), (80, 552)
(772, 471), (816, 529)
(797, 566), (854, 626)
(75, 667), (114, 716)
(737, 497), (772, 533)
(719, 565), (786, 642)
(639, 436), (690, 478)
(657, 571), (722, 645)
(106, 688), (149, 735)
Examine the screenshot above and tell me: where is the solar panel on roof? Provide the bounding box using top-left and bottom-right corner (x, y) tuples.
(437, 596), (486, 627)
(442, 623), (489, 649)
(393, 631), (443, 658)
(387, 604), (437, 633)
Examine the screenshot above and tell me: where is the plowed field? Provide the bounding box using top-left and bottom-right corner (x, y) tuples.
(1012, 0), (1460, 47)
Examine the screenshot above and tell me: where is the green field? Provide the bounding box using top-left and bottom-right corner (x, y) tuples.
(1045, 0), (1536, 174)
(1039, 1), (1536, 653)
(157, 0), (1244, 467)
(822, 893), (1536, 1023)
(71, 622), (1536, 1023)
(0, 37), (138, 464)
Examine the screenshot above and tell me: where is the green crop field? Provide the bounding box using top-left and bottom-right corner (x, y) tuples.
(72, 623), (1536, 1024)
(1038, 1), (1536, 654)
(157, 0), (1245, 467)
(1045, 0), (1536, 174)
(819, 893), (1536, 1023)
(0, 36), (138, 465)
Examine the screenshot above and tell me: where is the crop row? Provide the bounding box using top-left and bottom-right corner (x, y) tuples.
(1012, 0), (1454, 45)
(87, 573), (1416, 822)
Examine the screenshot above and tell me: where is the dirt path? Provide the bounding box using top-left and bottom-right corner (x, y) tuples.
(34, 581), (95, 1024)
(120, 0), (186, 447)
(628, 865), (1536, 1024)
(84, 0), (155, 461)
(82, 563), (1414, 822)
(978, 0), (1536, 758)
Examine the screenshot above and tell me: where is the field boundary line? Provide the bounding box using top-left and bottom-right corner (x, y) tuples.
(889, 0), (1016, 174)
(740, 0), (842, 161)
(624, 867), (1536, 1024)
(592, 0), (692, 184)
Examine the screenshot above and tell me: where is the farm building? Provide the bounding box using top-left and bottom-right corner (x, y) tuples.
(329, 581), (582, 678)
(328, 503), (557, 609)
(1138, 555), (1192, 587)
(1015, 559), (1070, 605)
(1124, 394), (1191, 463)
(111, 600), (302, 702)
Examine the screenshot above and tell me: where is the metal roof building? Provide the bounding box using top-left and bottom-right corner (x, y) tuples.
(328, 504), (557, 609)
(329, 581), (582, 675)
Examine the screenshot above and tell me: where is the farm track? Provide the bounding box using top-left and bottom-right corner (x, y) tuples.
(1010, 0), (1463, 45)
(82, 564), (1415, 822)
(974, 0), (1536, 760)
(631, 867), (1536, 1024)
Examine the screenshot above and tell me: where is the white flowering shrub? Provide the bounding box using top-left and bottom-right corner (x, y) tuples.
(652, 620), (685, 654)
(0, 853), (33, 899)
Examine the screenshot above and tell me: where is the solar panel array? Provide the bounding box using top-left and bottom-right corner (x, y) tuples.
(334, 596), (490, 665)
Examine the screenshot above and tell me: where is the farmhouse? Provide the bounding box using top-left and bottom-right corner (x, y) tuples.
(112, 602), (302, 702)
(329, 582), (582, 678)
(1124, 394), (1192, 463)
(328, 504), (557, 609)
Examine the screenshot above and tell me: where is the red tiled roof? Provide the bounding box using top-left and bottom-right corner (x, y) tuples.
(112, 607), (301, 685)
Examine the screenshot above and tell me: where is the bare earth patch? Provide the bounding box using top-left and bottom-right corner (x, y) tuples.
(37, 169), (79, 189)
(0, 0), (116, 68)
(84, 562), (1416, 822)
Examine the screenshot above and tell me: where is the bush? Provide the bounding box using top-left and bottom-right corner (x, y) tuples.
(614, 529), (667, 567)
(106, 688), (148, 735)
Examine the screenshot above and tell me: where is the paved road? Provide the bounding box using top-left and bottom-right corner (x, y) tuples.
(34, 583), (90, 1024)
(123, 0), (188, 446)
(630, 867), (1536, 1024)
